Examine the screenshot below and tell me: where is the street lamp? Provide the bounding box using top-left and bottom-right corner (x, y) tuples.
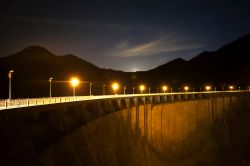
(184, 86), (189, 92)
(70, 77), (79, 96)
(229, 85), (234, 91)
(90, 82), (92, 96)
(139, 85), (145, 94)
(124, 86), (126, 94)
(133, 87), (135, 94)
(8, 70), (14, 100)
(162, 86), (167, 93)
(112, 82), (119, 94)
(49, 77), (53, 98)
(148, 87), (151, 94)
(205, 86), (211, 91)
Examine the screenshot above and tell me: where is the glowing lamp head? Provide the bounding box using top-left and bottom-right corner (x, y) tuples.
(49, 77), (53, 82)
(206, 86), (211, 91)
(70, 77), (79, 87)
(8, 70), (14, 78)
(140, 85), (145, 91)
(184, 86), (189, 91)
(162, 86), (168, 92)
(229, 86), (234, 90)
(112, 82), (119, 91)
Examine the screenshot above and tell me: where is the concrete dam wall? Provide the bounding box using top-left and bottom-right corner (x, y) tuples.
(1, 92), (250, 166)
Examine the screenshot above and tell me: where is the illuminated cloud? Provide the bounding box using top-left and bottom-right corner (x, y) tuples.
(111, 35), (203, 58)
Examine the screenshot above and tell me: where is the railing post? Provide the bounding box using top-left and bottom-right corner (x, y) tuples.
(178, 94), (181, 100)
(164, 95), (167, 102)
(5, 100), (8, 108)
(171, 95), (174, 101)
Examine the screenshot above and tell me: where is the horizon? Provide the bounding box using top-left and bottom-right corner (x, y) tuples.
(2, 44), (189, 72)
(2, 32), (249, 72)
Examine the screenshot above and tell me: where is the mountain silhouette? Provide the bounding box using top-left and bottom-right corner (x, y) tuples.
(0, 33), (250, 98)
(146, 33), (250, 89)
(0, 46), (131, 98)
(190, 33), (250, 73)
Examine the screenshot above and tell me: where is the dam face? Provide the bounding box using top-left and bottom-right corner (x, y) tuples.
(1, 93), (250, 166)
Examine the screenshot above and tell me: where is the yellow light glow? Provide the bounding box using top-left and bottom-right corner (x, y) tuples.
(70, 77), (79, 87)
(206, 86), (211, 91)
(162, 86), (168, 92)
(184, 86), (189, 91)
(140, 85), (145, 91)
(112, 82), (119, 91)
(8, 70), (14, 78)
(229, 86), (234, 90)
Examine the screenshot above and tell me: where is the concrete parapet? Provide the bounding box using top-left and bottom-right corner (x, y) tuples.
(1, 91), (250, 165)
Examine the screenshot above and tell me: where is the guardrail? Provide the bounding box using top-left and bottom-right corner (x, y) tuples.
(0, 95), (136, 110)
(0, 96), (110, 110)
(0, 90), (248, 110)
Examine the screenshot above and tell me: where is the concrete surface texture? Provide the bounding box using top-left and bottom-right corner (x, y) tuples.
(38, 95), (250, 166)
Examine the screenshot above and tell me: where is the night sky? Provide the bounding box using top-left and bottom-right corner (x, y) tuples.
(1, 0), (250, 71)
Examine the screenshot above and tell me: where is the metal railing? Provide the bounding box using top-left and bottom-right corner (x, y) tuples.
(0, 90), (247, 110)
(0, 95), (132, 110)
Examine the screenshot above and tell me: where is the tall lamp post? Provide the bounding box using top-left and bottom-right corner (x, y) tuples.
(112, 82), (119, 95)
(123, 86), (126, 95)
(70, 77), (79, 97)
(162, 86), (167, 93)
(229, 85), (234, 91)
(49, 77), (53, 98)
(184, 86), (189, 93)
(8, 70), (14, 100)
(90, 82), (92, 96)
(205, 86), (211, 91)
(139, 85), (145, 94)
